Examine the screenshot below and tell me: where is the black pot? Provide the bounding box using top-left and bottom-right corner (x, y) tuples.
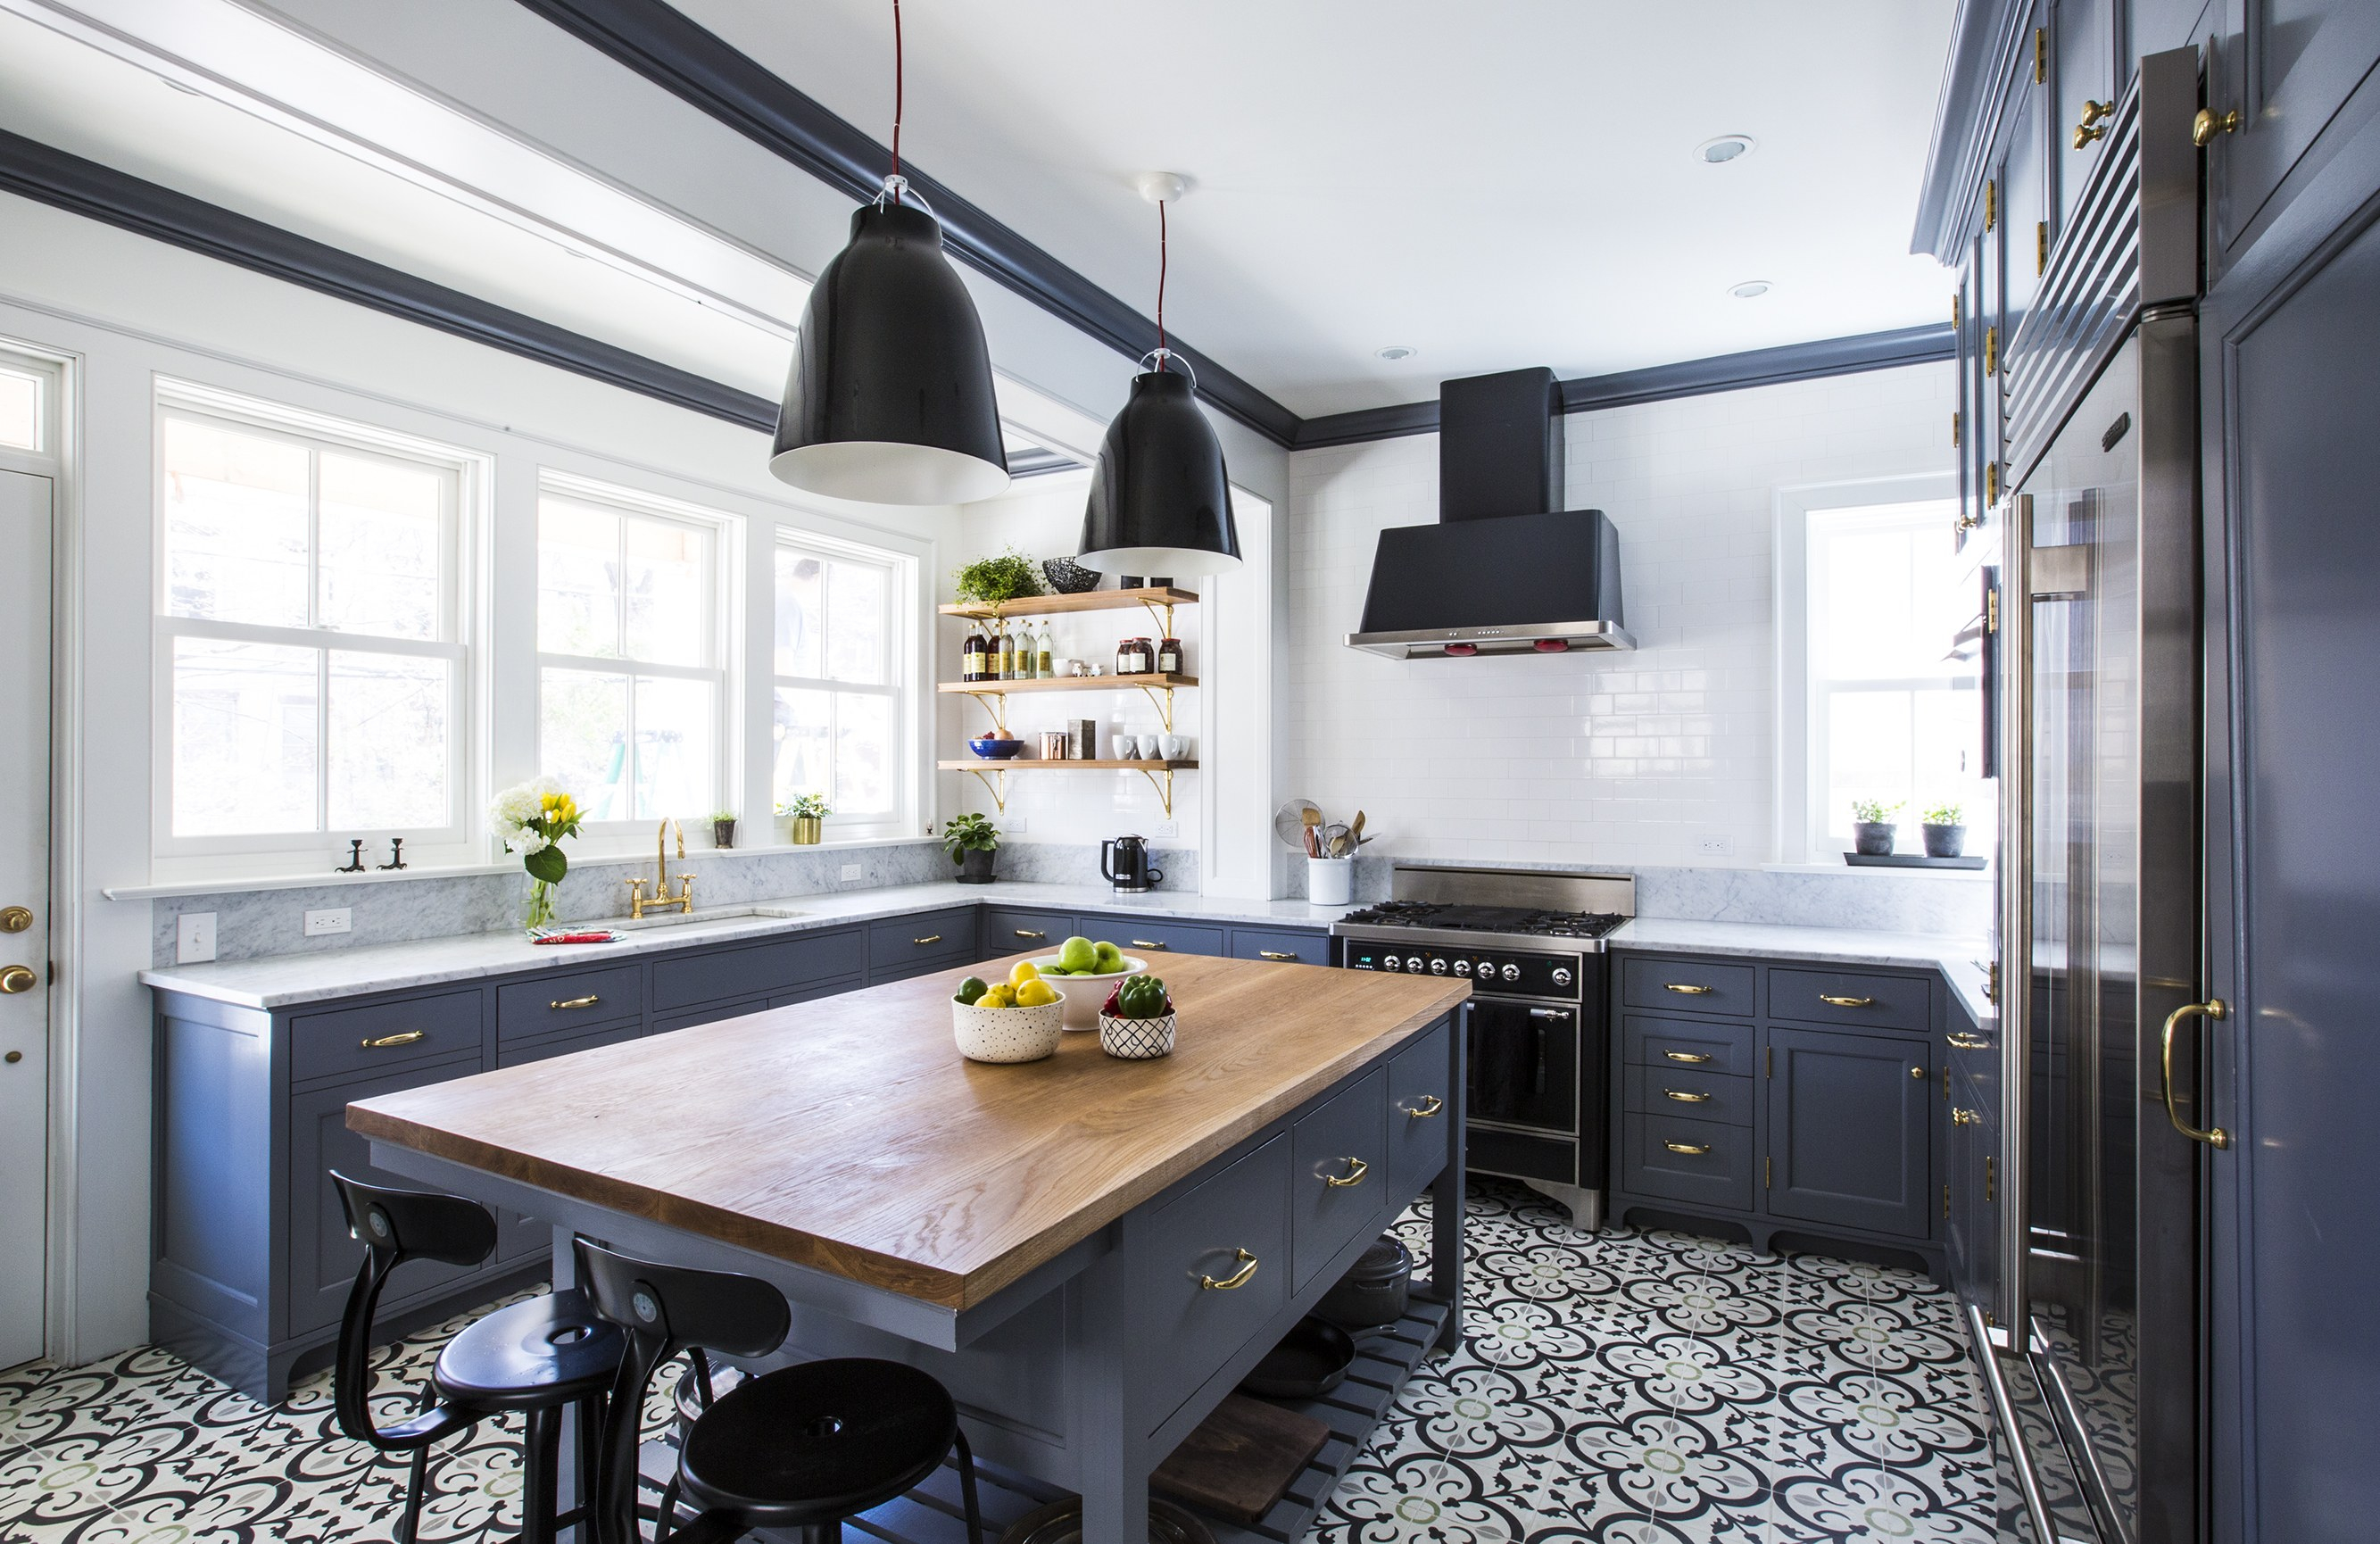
(1853, 821), (1897, 856)
(1238, 1316), (1356, 1399)
(1315, 1235), (1413, 1331)
(712, 818), (735, 850)
(1922, 822), (1967, 859)
(956, 846), (997, 884)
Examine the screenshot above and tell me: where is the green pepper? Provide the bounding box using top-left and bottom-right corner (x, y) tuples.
(1117, 975), (1168, 1018)
(954, 976), (990, 1006)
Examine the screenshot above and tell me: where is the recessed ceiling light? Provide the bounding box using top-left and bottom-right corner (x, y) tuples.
(1375, 345), (1418, 361)
(1729, 280), (1773, 299)
(1696, 135), (1757, 165)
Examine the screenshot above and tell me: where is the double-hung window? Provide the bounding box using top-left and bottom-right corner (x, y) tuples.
(156, 395), (469, 857)
(772, 535), (904, 833)
(536, 479), (729, 825)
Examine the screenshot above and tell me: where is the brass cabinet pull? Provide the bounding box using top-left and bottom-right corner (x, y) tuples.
(0, 906), (30, 934)
(1323, 1156), (1370, 1188)
(2193, 108), (2241, 146)
(1399, 1093), (1444, 1119)
(1663, 1050), (1712, 1064)
(1198, 1249), (1259, 1291)
(1663, 1141), (1712, 1156)
(1132, 940), (1169, 950)
(1012, 928), (1048, 941)
(911, 934), (943, 946)
(1945, 1032), (1990, 1050)
(550, 994), (601, 1010)
(1663, 1089), (1711, 1104)
(0, 966), (34, 995)
(1664, 983), (1714, 995)
(362, 1031), (426, 1050)
(1952, 1108), (1981, 1126)
(2160, 999), (2231, 1149)
(1258, 950), (1298, 961)
(1820, 994), (1876, 1008)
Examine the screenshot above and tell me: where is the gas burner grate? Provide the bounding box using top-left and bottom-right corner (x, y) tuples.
(1335, 901), (1628, 940)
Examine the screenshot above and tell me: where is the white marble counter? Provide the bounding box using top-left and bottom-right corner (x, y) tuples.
(138, 881), (1361, 1010)
(1610, 918), (1996, 1027)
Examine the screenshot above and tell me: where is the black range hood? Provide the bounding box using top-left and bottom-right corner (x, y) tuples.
(1346, 367), (1631, 660)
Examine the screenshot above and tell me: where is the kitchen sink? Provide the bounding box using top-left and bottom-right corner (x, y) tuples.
(604, 903), (809, 932)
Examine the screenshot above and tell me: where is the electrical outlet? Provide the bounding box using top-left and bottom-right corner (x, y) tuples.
(303, 908), (352, 937)
(1155, 820), (1178, 839)
(1006, 815), (1027, 833)
(176, 912), (217, 964)
(1696, 834), (1734, 857)
(839, 864), (862, 882)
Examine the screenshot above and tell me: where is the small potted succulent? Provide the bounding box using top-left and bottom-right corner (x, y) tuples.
(944, 811), (1000, 884)
(1921, 801), (1968, 859)
(780, 793), (829, 845)
(1851, 798), (1903, 857)
(1099, 972), (1176, 1060)
(709, 809), (737, 850)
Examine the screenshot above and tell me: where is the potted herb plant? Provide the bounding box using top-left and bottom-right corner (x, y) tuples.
(710, 809), (737, 850)
(1851, 798), (1903, 857)
(953, 548), (1044, 606)
(944, 811), (1000, 884)
(1922, 801), (1967, 859)
(781, 793), (829, 844)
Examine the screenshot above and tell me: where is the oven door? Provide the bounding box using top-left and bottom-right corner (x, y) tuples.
(1464, 997), (1579, 1136)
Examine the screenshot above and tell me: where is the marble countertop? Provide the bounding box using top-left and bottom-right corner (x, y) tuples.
(1610, 918), (1996, 1027)
(138, 881), (1363, 1009)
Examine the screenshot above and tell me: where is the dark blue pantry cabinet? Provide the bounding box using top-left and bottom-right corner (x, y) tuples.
(148, 901), (1323, 1402)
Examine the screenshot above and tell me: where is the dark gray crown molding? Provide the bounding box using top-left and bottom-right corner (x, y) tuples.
(1910, 0), (2031, 261)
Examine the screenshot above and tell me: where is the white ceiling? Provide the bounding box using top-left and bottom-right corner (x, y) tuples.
(673, 0), (1961, 418)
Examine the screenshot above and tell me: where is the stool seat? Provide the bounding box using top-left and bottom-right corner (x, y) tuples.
(433, 1290), (625, 1412)
(677, 1357), (957, 1527)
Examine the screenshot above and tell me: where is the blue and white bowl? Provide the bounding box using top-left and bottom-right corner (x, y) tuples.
(968, 736), (1025, 760)
(1099, 1009), (1176, 1060)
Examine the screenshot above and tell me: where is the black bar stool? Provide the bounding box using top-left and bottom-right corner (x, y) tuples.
(574, 1236), (984, 1544)
(329, 1172), (626, 1543)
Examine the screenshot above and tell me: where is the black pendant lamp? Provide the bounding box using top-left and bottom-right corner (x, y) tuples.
(1078, 175), (1241, 577)
(769, 2), (1008, 506)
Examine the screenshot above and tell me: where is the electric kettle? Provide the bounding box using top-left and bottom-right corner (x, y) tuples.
(1101, 834), (1164, 893)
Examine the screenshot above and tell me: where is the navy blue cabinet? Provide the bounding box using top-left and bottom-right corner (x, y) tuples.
(1765, 1027), (1934, 1241)
(2209, 0), (2380, 268)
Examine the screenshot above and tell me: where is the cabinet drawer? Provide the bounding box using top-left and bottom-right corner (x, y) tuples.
(496, 1017), (641, 1070)
(1624, 1065), (1754, 1127)
(651, 995), (770, 1036)
(1138, 1133), (1291, 1432)
(292, 990), (483, 1084)
(495, 965), (643, 1042)
(1467, 1128), (1576, 1186)
(1290, 1067), (1388, 1291)
(1621, 1014), (1754, 1078)
(1621, 956), (1757, 1017)
(1621, 1112), (1754, 1213)
(869, 909), (978, 979)
(651, 930), (858, 1011)
(985, 907), (1073, 952)
(1098, 918), (1224, 959)
(1769, 967), (1931, 1033)
(1386, 1019), (1454, 1199)
(1230, 928), (1330, 967)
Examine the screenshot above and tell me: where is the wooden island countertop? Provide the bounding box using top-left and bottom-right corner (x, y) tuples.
(349, 952), (1467, 1312)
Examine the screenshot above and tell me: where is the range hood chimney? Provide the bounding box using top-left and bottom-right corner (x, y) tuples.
(1346, 367), (1631, 660)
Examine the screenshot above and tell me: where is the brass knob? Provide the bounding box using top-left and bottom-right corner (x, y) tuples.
(1952, 1108), (1981, 1125)
(0, 966), (35, 994)
(0, 907), (29, 934)
(2193, 108), (2242, 147)
(2073, 99), (2112, 149)
(3, 1050), (19, 1064)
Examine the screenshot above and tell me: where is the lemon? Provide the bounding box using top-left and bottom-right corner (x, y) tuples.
(1014, 979), (1060, 1008)
(1009, 959), (1041, 986)
(980, 984), (1016, 1009)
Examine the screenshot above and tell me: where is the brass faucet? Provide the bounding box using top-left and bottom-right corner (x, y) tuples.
(628, 818), (695, 918)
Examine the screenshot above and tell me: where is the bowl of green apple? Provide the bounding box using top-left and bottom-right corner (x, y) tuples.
(1027, 936), (1149, 1030)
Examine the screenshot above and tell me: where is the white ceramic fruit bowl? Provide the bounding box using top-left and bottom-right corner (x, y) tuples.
(1024, 954), (1149, 1030)
(951, 999), (1065, 1063)
(1099, 1010), (1177, 1060)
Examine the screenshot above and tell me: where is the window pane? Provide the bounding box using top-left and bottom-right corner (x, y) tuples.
(623, 515), (710, 668)
(1825, 688), (1913, 838)
(634, 676), (713, 818)
(319, 452), (443, 640)
(538, 499), (621, 658)
(774, 549), (825, 678)
(541, 668), (629, 822)
(328, 652), (450, 830)
(162, 417), (310, 627)
(0, 367), (38, 452)
(773, 686), (830, 809)
(172, 638), (318, 835)
(835, 691), (893, 814)
(825, 560), (887, 685)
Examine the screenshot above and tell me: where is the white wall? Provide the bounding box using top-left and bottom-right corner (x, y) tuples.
(1284, 361), (1955, 868)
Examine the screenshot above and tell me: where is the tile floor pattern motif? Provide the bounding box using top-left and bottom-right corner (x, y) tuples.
(0, 1183), (1999, 1542)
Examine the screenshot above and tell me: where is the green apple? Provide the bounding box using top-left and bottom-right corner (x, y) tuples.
(1092, 940), (1124, 973)
(1057, 935), (1098, 973)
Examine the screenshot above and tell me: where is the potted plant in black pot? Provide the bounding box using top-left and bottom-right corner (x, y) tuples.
(944, 812), (1000, 884)
(1921, 801), (1967, 859)
(709, 809), (737, 850)
(1851, 798), (1903, 856)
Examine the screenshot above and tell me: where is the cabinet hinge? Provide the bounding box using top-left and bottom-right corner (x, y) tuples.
(1766, 1156), (1773, 1190)
(1952, 294), (1962, 330)
(1984, 324), (1999, 376)
(1765, 1045), (1773, 1077)
(1952, 411), (1961, 450)
(1985, 178), (1997, 232)
(1986, 586), (2000, 635)
(1945, 1183), (1953, 1219)
(1944, 1066), (1952, 1099)
(2038, 220), (2049, 275)
(1986, 960), (2000, 1004)
(1986, 1155), (1996, 1202)
(1986, 461), (2001, 504)
(2034, 27), (2046, 84)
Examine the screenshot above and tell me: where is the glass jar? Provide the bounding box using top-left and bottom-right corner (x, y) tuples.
(1117, 637), (1150, 676)
(1156, 636), (1182, 676)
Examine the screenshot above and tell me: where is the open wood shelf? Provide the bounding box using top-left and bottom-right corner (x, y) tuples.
(938, 672), (1198, 695)
(939, 585), (1198, 620)
(939, 759), (1197, 771)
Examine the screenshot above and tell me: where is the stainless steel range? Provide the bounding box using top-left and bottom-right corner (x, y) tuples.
(1332, 867), (1632, 1230)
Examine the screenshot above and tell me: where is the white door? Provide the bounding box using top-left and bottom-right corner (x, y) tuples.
(0, 469), (52, 1370)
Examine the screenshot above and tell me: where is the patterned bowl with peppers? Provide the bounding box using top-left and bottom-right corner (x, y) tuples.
(1098, 975), (1176, 1060)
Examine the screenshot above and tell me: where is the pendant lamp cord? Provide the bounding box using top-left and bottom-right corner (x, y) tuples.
(890, 0), (904, 183)
(1156, 197), (1168, 370)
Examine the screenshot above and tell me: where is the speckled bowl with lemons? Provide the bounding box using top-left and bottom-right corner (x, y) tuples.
(951, 998), (1065, 1063)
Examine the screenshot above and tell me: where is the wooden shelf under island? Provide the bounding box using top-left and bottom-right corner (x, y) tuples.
(940, 757), (1198, 817)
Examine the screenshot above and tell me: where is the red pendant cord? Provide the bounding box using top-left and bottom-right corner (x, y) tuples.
(890, 0), (903, 182)
(1157, 198), (1168, 369)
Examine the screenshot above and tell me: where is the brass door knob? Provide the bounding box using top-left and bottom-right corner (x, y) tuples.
(0, 907), (29, 934)
(2073, 99), (2112, 148)
(0, 966), (36, 994)
(2193, 108), (2242, 147)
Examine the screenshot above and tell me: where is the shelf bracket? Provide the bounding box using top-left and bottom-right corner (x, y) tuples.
(958, 765), (1009, 812)
(963, 690), (1010, 738)
(1133, 684), (1177, 733)
(1136, 597), (1176, 641)
(1133, 765), (1175, 818)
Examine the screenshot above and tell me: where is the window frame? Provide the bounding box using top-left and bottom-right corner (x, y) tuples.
(0, 350), (60, 459)
(150, 386), (480, 868)
(533, 472), (738, 834)
(769, 527), (912, 840)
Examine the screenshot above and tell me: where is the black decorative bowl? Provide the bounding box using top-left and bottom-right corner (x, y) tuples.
(1042, 557), (1100, 594)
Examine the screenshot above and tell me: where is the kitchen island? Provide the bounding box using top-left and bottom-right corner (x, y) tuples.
(349, 950), (1469, 1542)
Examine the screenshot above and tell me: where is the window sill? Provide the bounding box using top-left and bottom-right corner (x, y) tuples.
(1761, 860), (1994, 880)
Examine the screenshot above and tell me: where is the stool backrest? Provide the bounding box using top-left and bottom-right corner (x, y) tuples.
(574, 1236), (792, 1544)
(328, 1171), (497, 1448)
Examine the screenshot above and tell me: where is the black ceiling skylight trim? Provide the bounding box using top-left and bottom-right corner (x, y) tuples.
(0, 129), (778, 432)
(513, 0), (1306, 450)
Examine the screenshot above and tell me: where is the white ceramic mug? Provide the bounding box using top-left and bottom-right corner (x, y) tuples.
(1158, 733), (1190, 760)
(1114, 733), (1143, 760)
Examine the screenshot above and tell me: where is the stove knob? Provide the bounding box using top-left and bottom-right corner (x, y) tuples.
(1477, 960), (1496, 979)
(1405, 956), (1424, 974)
(1552, 967), (1574, 987)
(1500, 963), (1522, 984)
(1429, 958), (1449, 975)
(1381, 955), (1400, 971)
(1453, 959), (1472, 976)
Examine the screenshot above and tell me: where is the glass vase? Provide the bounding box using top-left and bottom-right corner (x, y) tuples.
(523, 878), (557, 936)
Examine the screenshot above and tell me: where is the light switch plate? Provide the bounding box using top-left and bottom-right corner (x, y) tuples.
(176, 912), (217, 964)
(303, 908), (352, 937)
(1155, 821), (1178, 839)
(839, 864), (862, 881)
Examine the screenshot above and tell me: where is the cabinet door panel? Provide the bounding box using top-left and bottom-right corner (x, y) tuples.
(2053, 0), (2118, 231)
(1230, 928), (1330, 967)
(984, 907), (1073, 952)
(1765, 1026), (1932, 1240)
(1290, 1067), (1388, 1291)
(1385, 1019), (1455, 1200)
(1136, 1133), (1290, 1432)
(1099, 918), (1225, 959)
(1945, 1059), (1997, 1311)
(2212, 0), (2380, 260)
